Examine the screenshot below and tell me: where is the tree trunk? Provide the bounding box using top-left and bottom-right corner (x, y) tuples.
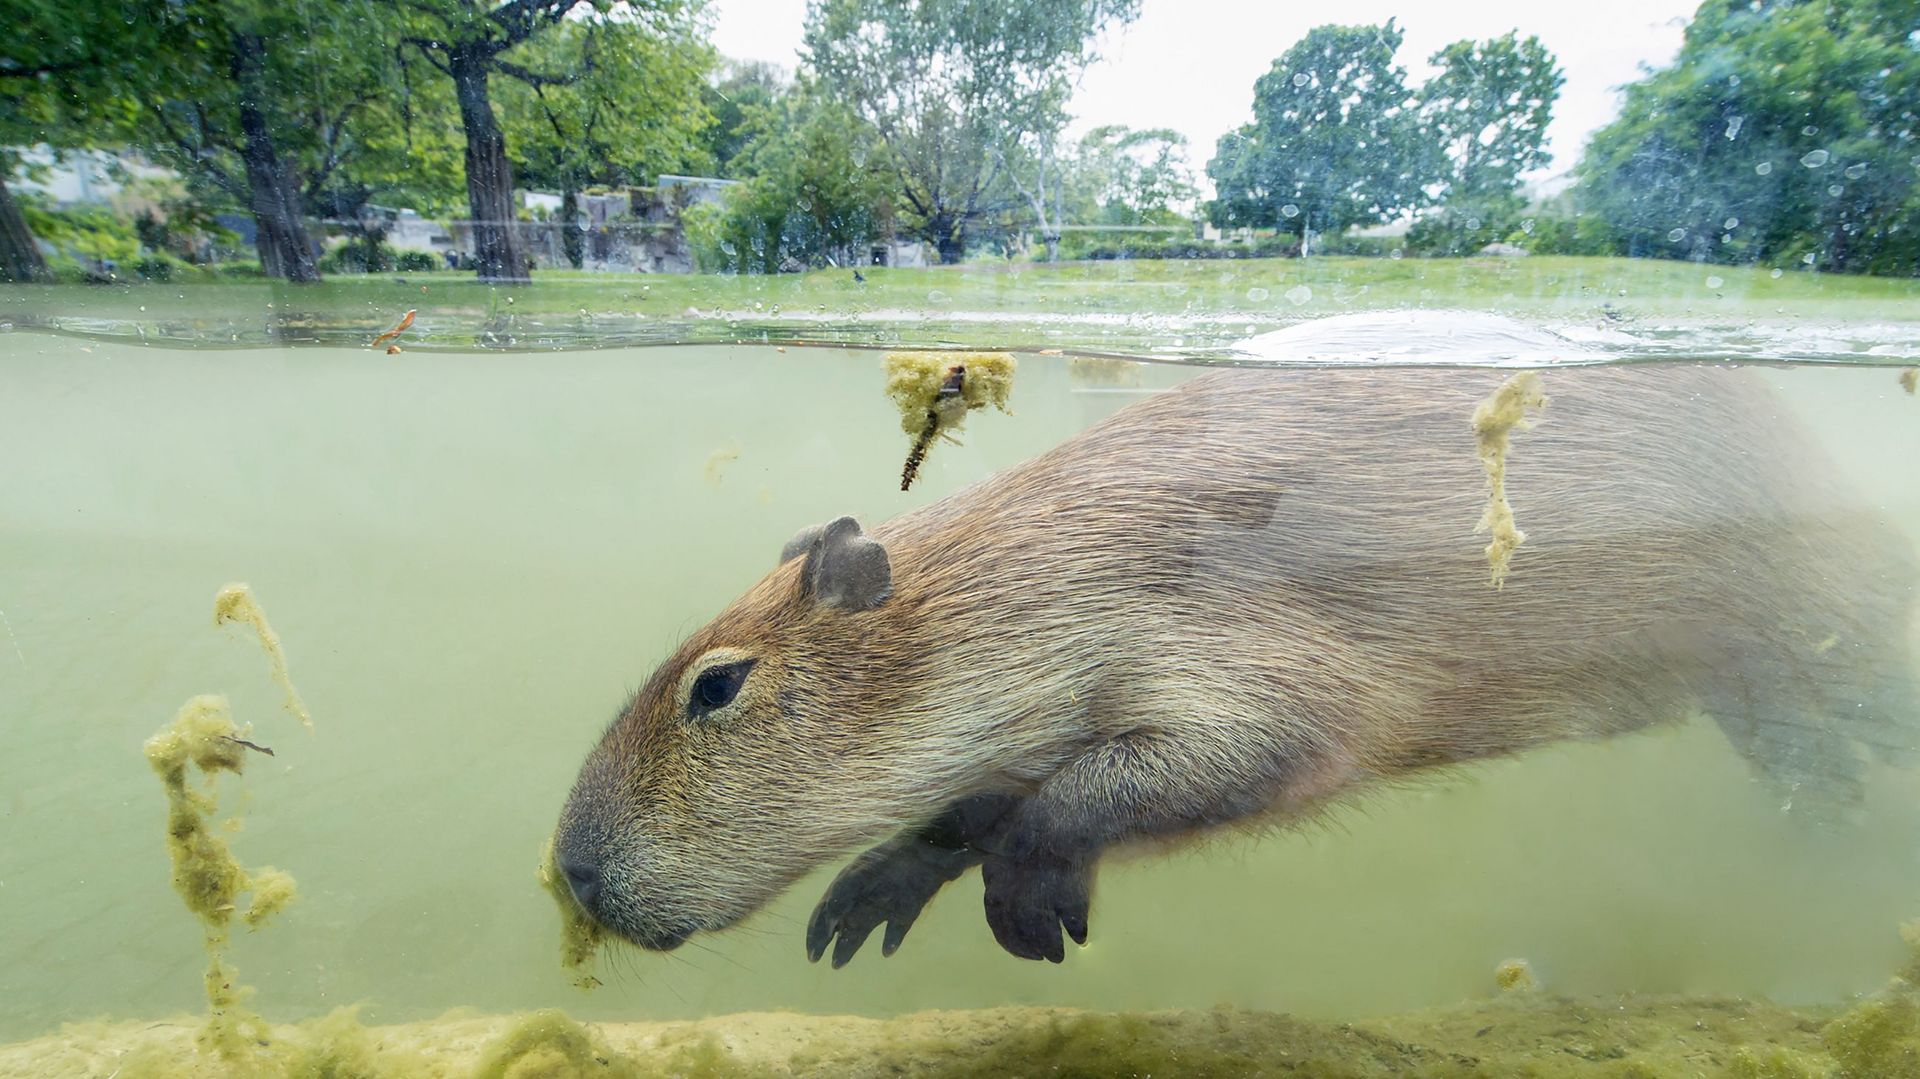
(451, 49), (530, 283)
(231, 34), (320, 283)
(561, 186), (584, 270)
(931, 217), (966, 264)
(0, 173), (51, 283)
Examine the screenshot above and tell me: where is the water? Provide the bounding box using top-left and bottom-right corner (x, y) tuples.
(2, 320), (1919, 1075)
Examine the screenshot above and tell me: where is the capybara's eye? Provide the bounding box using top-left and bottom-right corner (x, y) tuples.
(688, 659), (756, 718)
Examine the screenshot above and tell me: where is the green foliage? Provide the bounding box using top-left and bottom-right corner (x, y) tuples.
(694, 87), (898, 273)
(703, 61), (789, 178)
(497, 11), (719, 196)
(1208, 21), (1435, 245)
(20, 198), (140, 264)
(1063, 126), (1197, 227)
(1577, 0), (1920, 274)
(804, 0), (1140, 262)
(1421, 34), (1563, 206)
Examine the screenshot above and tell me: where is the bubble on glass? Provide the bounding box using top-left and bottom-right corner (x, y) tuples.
(1800, 149), (1830, 168)
(1292, 72), (1310, 87)
(1771, 267), (1783, 278)
(1285, 285), (1313, 305)
(1725, 116), (1743, 140)
(1829, 184), (1844, 196)
(1724, 216), (1739, 229)
(1844, 163), (1867, 179)
(927, 289), (951, 304)
(1801, 124), (1820, 136)
(1755, 161), (1773, 175)
(1727, 74), (1740, 87)
(1667, 227), (1687, 242)
(1280, 204), (1300, 218)
(1705, 275), (1725, 289)
(1245, 286), (1270, 302)
(1389, 248), (1404, 260)
(1802, 252), (1817, 264)
(1466, 217), (1482, 231)
(1521, 219), (1535, 234)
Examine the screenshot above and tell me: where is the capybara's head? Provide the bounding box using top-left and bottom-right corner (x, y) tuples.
(551, 517), (928, 950)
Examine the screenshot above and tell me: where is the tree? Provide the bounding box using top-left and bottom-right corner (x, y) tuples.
(62, 0), (427, 282)
(402, 0), (704, 282)
(803, 0), (1140, 263)
(691, 83), (897, 273)
(1411, 32), (1562, 253)
(1577, 0), (1920, 273)
(1, 3), (144, 281)
(497, 16), (716, 268)
(1207, 21), (1434, 252)
(1065, 125), (1195, 226)
(703, 61), (788, 178)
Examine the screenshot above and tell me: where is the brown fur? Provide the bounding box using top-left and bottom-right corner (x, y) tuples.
(555, 364), (1918, 956)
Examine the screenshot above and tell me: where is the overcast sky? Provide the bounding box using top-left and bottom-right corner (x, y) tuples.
(709, 0), (1701, 191)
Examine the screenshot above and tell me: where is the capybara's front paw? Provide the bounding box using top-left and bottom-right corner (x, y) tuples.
(980, 855), (1092, 963)
(806, 838), (976, 968)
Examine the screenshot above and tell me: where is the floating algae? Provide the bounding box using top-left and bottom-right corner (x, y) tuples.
(1471, 370), (1549, 589)
(704, 442), (742, 487)
(884, 351), (1015, 491)
(538, 839), (607, 989)
(1902, 368), (1918, 395)
(1066, 355), (1144, 388)
(1494, 957), (1539, 993)
(142, 586), (312, 1068)
(215, 583), (312, 731)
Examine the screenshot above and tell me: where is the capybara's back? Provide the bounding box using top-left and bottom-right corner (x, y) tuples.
(876, 363), (1919, 819)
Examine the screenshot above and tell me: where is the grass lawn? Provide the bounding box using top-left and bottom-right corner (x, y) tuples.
(4, 255), (1917, 357)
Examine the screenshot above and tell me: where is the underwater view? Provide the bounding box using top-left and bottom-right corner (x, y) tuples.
(7, 0), (1920, 1075)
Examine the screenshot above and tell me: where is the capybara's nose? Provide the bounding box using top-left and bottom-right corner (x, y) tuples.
(559, 856), (602, 913)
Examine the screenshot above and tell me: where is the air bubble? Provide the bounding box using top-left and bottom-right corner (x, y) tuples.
(1667, 228), (1687, 242)
(1245, 286), (1270, 302)
(1280, 204), (1299, 219)
(1844, 163), (1867, 179)
(1800, 149), (1830, 168)
(1285, 285), (1312, 305)
(1705, 275), (1724, 289)
(1291, 72), (1309, 87)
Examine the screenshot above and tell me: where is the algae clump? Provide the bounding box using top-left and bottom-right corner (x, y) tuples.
(1471, 370), (1548, 589)
(472, 1010), (640, 1079)
(538, 839), (606, 989)
(884, 351), (1015, 491)
(215, 582), (313, 731)
(144, 585), (312, 1068)
(1900, 367), (1917, 395)
(1494, 957), (1538, 993)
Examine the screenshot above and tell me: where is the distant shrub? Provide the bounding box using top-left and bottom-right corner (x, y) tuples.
(216, 260), (265, 278)
(131, 254), (180, 281)
(394, 250), (440, 273)
(1075, 235), (1300, 260)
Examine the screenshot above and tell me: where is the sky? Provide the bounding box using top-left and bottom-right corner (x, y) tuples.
(708, 0), (1702, 193)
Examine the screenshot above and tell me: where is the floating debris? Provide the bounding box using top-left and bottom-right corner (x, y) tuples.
(1471, 372), (1549, 589)
(704, 443), (742, 487)
(885, 351), (1015, 491)
(1900, 368), (1917, 395)
(369, 308), (415, 348)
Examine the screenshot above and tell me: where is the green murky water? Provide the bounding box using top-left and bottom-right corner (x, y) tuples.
(3, 329), (1919, 1075)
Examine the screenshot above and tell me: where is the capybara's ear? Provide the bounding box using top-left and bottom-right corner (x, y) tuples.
(796, 516), (892, 611)
(779, 521), (827, 565)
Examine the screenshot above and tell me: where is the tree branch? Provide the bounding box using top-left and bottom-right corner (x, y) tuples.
(494, 59), (579, 87)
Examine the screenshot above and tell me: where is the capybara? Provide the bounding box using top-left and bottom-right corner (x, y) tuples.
(554, 364), (1917, 964)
